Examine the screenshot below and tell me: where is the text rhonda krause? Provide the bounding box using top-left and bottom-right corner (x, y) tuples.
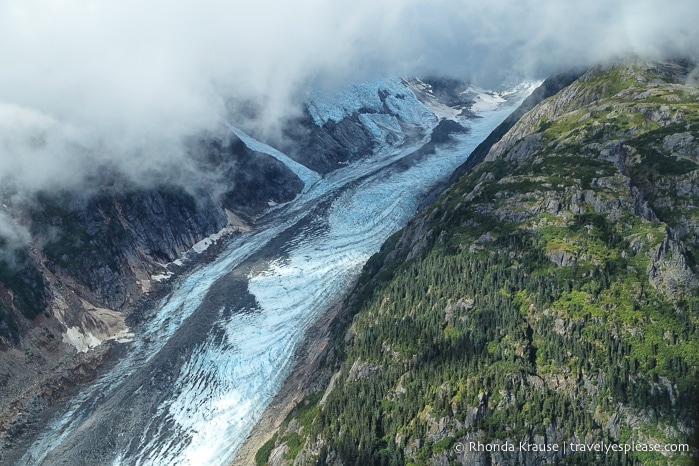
(465, 442), (557, 453)
(464, 441), (691, 454)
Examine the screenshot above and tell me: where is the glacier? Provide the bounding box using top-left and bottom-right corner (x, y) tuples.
(305, 78), (432, 128)
(224, 122), (322, 192)
(20, 77), (535, 466)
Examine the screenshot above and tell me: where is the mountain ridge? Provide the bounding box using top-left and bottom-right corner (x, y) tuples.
(256, 59), (699, 465)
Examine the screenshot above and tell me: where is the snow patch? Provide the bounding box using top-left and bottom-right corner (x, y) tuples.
(63, 327), (102, 353)
(62, 302), (133, 353)
(466, 81), (542, 113)
(467, 86), (507, 112)
(151, 272), (173, 282)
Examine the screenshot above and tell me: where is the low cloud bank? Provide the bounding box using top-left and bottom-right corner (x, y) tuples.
(0, 0), (696, 195)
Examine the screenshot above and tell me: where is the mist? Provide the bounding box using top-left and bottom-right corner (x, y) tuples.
(0, 0), (697, 195)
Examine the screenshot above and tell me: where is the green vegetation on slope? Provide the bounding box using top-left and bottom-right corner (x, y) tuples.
(261, 60), (699, 465)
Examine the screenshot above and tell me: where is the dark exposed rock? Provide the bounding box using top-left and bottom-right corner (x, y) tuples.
(280, 112), (375, 174)
(215, 139), (304, 215)
(486, 132), (543, 164)
(417, 77), (475, 108)
(28, 186), (227, 309)
(547, 250), (578, 267)
(647, 229), (698, 299)
(347, 358), (382, 382)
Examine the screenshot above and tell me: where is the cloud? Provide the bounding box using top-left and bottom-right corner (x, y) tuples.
(0, 0), (696, 195)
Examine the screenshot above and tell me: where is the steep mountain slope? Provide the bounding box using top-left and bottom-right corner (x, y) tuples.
(0, 76), (513, 461)
(258, 60), (699, 465)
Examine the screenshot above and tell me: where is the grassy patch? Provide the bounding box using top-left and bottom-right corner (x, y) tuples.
(255, 434), (277, 466)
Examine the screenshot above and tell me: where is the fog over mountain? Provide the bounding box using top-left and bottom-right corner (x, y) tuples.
(0, 0), (697, 194)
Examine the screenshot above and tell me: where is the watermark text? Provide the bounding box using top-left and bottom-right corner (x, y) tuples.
(453, 440), (691, 456)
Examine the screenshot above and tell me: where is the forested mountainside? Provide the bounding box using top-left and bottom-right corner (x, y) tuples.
(258, 59), (699, 465)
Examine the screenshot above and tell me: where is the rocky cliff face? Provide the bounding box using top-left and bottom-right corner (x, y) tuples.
(29, 187), (227, 309)
(0, 133), (306, 452)
(259, 60), (699, 465)
(0, 139), (303, 352)
(280, 113), (376, 174)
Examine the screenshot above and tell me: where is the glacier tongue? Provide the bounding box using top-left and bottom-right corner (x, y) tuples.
(225, 122), (321, 192)
(20, 77), (537, 466)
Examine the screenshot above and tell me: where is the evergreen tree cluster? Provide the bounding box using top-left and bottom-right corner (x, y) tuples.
(259, 61), (699, 466)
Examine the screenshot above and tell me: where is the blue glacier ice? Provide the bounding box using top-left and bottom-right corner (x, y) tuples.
(21, 77), (537, 466)
(305, 78), (431, 128)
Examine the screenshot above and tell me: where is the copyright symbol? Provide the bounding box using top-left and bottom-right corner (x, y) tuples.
(454, 442), (464, 453)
